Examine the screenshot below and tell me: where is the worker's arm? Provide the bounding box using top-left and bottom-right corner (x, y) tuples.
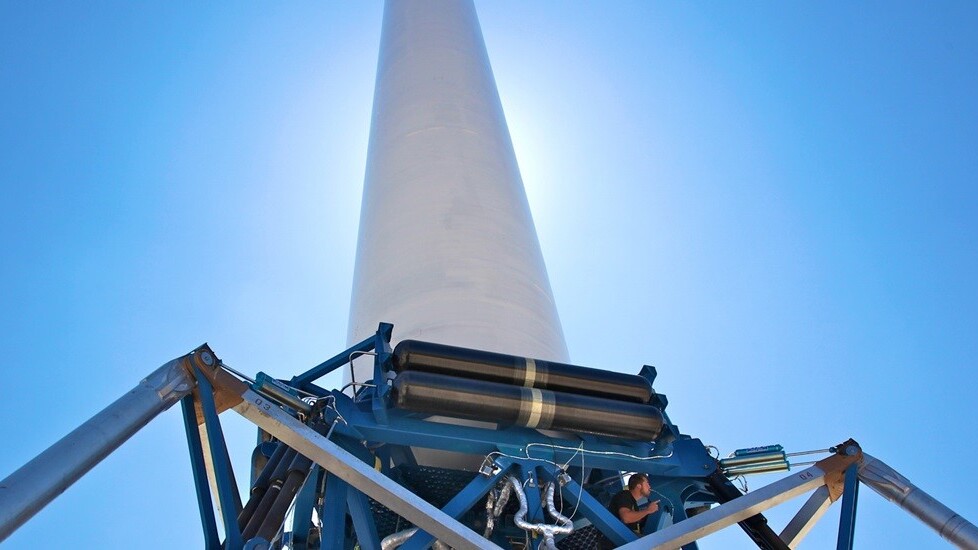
(617, 500), (659, 525)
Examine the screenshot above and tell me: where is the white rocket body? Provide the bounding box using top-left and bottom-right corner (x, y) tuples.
(348, 0), (569, 386)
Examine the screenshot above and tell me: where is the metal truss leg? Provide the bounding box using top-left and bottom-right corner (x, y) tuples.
(707, 470), (788, 550)
(836, 464), (859, 550)
(347, 486), (381, 550)
(616, 459), (854, 550)
(779, 485), (831, 548)
(0, 354), (196, 543)
(662, 504), (700, 550)
(226, 386), (497, 550)
(858, 453), (978, 549)
(291, 465), (324, 550)
(388, 445), (418, 468)
(319, 473), (349, 550)
(195, 368), (244, 548)
(182, 395), (222, 549)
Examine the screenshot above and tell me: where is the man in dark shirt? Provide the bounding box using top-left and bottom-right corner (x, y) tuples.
(608, 473), (659, 535)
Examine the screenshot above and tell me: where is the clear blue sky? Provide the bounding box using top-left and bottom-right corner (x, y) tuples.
(2, 2), (976, 548)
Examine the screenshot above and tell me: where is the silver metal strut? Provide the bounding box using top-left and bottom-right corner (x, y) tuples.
(616, 450), (861, 550)
(0, 349), (204, 542)
(859, 453), (978, 550)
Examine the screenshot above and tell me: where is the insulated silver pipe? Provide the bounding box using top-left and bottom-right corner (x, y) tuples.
(484, 481), (513, 538)
(543, 482), (574, 535)
(380, 527), (451, 550)
(0, 355), (197, 541)
(506, 476), (573, 550)
(859, 453), (978, 550)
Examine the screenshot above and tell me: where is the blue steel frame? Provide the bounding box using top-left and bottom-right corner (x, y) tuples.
(836, 464), (860, 550)
(277, 324), (718, 549)
(181, 396), (221, 549)
(182, 367), (245, 549)
(185, 323), (854, 550)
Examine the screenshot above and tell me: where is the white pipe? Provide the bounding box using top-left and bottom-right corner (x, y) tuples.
(0, 355), (196, 541)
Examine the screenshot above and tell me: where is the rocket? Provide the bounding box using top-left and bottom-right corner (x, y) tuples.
(348, 0), (569, 385)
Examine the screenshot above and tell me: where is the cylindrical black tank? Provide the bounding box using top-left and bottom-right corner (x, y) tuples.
(392, 339), (652, 404)
(391, 371), (663, 441)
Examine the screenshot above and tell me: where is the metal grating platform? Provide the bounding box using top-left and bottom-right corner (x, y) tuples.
(398, 466), (480, 509)
(362, 465), (486, 542)
(557, 525), (601, 550)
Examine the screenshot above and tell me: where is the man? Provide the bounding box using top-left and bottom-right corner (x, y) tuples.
(608, 473), (659, 536)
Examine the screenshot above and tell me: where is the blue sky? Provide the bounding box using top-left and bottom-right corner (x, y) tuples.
(1, 2), (976, 548)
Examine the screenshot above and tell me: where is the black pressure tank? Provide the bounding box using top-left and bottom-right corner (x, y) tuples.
(391, 371), (663, 441)
(392, 339), (652, 404)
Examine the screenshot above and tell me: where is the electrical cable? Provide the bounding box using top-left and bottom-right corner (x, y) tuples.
(220, 362), (257, 385)
(785, 448), (833, 458)
(339, 381), (377, 394)
(566, 440), (586, 521)
(525, 443), (674, 462)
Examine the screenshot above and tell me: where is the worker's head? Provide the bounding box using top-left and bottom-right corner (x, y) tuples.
(628, 473), (651, 497)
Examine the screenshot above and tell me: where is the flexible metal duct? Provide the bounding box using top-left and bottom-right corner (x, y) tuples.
(506, 476), (574, 550)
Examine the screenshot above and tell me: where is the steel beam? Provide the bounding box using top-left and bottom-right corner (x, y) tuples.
(320, 473), (349, 549)
(182, 396), (222, 549)
(617, 452), (858, 550)
(197, 420), (228, 531)
(779, 485), (831, 548)
(347, 485), (381, 550)
(859, 453), (978, 550)
(196, 368), (244, 547)
(226, 384), (498, 550)
(836, 464), (859, 550)
(292, 331), (380, 388)
(0, 351), (200, 542)
(290, 466), (322, 550)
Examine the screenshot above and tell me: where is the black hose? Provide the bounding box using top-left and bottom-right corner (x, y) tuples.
(706, 470), (790, 550)
(238, 442), (289, 530)
(241, 448), (298, 540)
(255, 453), (314, 541)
